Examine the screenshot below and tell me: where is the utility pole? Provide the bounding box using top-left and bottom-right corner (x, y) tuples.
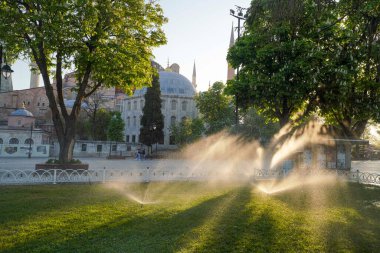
(230, 5), (247, 126)
(0, 44), (2, 92)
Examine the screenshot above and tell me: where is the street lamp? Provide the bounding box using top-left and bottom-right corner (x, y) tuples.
(150, 123), (157, 154)
(28, 124), (33, 159)
(0, 44), (14, 92)
(230, 5), (247, 126)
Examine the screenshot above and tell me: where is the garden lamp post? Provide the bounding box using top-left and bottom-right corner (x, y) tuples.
(0, 44), (14, 92)
(28, 124), (33, 159)
(153, 124), (157, 153)
(150, 123), (157, 154)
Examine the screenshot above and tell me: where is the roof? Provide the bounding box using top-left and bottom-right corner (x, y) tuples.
(133, 71), (196, 97)
(10, 108), (34, 117)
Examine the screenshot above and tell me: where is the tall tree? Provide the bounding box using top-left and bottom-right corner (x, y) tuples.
(0, 0), (166, 163)
(82, 89), (113, 140)
(227, 0), (380, 136)
(140, 72), (164, 153)
(107, 112), (125, 142)
(227, 0), (321, 127)
(195, 81), (234, 134)
(171, 118), (205, 146)
(234, 107), (280, 143)
(316, 0), (380, 138)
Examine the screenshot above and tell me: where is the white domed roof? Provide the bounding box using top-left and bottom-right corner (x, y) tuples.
(134, 71), (196, 97)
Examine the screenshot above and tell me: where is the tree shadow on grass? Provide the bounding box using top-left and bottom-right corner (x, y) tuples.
(187, 187), (312, 252)
(0, 184), (122, 226)
(321, 183), (380, 252)
(1, 188), (238, 253)
(186, 187), (272, 253)
(271, 182), (380, 252)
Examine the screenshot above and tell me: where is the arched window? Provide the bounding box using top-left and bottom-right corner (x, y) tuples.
(25, 138), (34, 145)
(133, 101), (137, 110)
(133, 116), (137, 127)
(127, 101), (131, 110)
(170, 116), (176, 125)
(182, 101), (187, 111)
(181, 116), (187, 122)
(0, 138), (3, 144)
(127, 117), (130, 127)
(171, 100), (177, 110)
(9, 138), (19, 144)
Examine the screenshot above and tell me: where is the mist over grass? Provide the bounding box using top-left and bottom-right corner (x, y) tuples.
(0, 181), (379, 252)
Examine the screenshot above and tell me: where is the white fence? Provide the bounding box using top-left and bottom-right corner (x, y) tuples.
(0, 168), (379, 186)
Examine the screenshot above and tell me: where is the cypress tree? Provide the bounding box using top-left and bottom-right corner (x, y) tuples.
(140, 72), (164, 153)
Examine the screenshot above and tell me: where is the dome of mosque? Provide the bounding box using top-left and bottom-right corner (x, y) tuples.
(10, 108), (34, 117)
(64, 99), (88, 109)
(133, 71), (196, 97)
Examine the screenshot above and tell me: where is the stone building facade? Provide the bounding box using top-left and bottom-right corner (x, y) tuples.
(0, 107), (50, 158)
(122, 62), (198, 148)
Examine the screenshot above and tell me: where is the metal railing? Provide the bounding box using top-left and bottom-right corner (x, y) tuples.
(0, 168), (379, 186)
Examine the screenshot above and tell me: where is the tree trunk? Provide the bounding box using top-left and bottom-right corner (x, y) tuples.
(352, 120), (368, 139)
(59, 135), (75, 162)
(58, 119), (77, 163)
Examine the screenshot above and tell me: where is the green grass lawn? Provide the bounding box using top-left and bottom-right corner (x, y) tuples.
(0, 180), (379, 253)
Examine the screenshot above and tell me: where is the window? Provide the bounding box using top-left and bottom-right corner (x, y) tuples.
(112, 145), (117, 152)
(81, 144), (87, 152)
(139, 116), (142, 126)
(133, 101), (137, 110)
(140, 100), (144, 109)
(171, 100), (177, 110)
(170, 116), (176, 126)
(42, 102), (45, 106)
(133, 116), (137, 127)
(132, 135), (136, 143)
(37, 102), (40, 106)
(0, 138), (3, 144)
(181, 116), (187, 122)
(169, 135), (175, 145)
(126, 135), (130, 142)
(161, 100), (165, 109)
(97, 145), (102, 152)
(127, 117), (130, 127)
(18, 120), (21, 126)
(25, 138), (34, 145)
(127, 101), (131, 110)
(182, 101), (187, 111)
(9, 138), (19, 144)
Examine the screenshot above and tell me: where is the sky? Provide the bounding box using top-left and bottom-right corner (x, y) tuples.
(11, 0), (251, 92)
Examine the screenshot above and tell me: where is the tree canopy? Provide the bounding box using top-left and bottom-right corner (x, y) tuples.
(227, 0), (380, 137)
(0, 0), (167, 162)
(107, 112), (125, 142)
(195, 81), (234, 134)
(170, 118), (205, 146)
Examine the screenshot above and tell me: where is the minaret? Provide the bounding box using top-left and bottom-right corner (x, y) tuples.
(227, 23), (236, 81)
(192, 61), (197, 89)
(29, 62), (40, 88)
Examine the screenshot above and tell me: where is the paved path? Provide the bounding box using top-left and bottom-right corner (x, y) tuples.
(0, 157), (379, 174)
(352, 161), (380, 174)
